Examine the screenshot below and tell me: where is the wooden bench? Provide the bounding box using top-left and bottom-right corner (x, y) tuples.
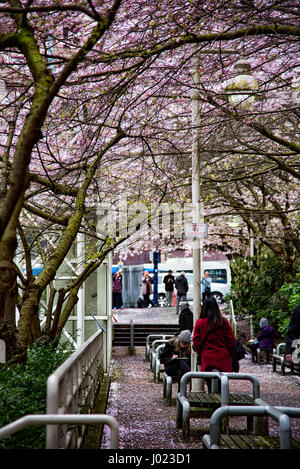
(202, 398), (300, 449)
(273, 343), (300, 376)
(256, 347), (273, 364)
(176, 371), (260, 441)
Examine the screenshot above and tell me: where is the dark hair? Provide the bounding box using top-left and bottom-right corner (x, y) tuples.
(200, 296), (223, 330)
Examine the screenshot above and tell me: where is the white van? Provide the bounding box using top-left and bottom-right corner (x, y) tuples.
(147, 259), (231, 306)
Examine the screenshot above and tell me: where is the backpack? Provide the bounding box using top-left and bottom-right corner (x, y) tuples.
(137, 297), (148, 308)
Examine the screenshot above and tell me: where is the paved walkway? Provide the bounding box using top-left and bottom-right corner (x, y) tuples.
(101, 347), (300, 450)
(112, 306), (179, 324)
(112, 303), (226, 324)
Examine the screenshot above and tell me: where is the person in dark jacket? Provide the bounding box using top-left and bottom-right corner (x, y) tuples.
(175, 272), (189, 314)
(142, 271), (154, 307)
(285, 306), (300, 364)
(179, 302), (193, 333)
(160, 330), (191, 388)
(163, 270), (175, 306)
(250, 317), (279, 362)
(112, 269), (123, 309)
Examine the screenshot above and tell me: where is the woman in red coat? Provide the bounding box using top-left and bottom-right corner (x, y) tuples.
(193, 296), (236, 391)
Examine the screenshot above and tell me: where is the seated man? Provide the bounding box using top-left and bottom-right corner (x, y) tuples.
(160, 330), (191, 389)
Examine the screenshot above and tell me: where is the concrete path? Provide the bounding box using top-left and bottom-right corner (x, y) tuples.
(112, 306), (179, 324)
(112, 303), (226, 324)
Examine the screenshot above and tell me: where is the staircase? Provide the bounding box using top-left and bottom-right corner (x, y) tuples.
(112, 323), (179, 347)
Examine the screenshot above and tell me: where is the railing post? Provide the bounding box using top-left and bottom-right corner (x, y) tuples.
(0, 339), (5, 363)
(130, 320), (134, 354)
(46, 329), (104, 448)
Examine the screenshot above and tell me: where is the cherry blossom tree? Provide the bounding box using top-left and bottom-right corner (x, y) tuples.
(0, 0), (299, 360)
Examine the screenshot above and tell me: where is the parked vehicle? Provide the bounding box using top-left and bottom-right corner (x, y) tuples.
(113, 258), (231, 307)
(151, 260), (231, 306)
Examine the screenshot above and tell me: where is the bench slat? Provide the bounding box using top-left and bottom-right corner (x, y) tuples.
(239, 434), (266, 449)
(228, 435), (250, 449)
(216, 434), (300, 449)
(188, 392), (221, 407)
(186, 391), (253, 407)
(219, 435), (240, 449)
(291, 437), (300, 449)
(229, 393), (253, 405)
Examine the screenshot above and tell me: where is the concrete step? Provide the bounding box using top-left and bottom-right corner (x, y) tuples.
(113, 323), (179, 346)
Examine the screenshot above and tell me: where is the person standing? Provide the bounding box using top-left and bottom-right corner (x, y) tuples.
(285, 305), (300, 364)
(142, 271), (154, 307)
(163, 270), (175, 306)
(175, 272), (189, 315)
(112, 269), (123, 310)
(179, 302), (194, 333)
(193, 296), (236, 392)
(201, 270), (212, 303)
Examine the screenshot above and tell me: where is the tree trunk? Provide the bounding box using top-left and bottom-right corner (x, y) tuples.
(17, 284), (42, 350)
(0, 195), (25, 361)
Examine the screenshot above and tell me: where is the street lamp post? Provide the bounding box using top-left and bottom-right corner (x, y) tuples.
(191, 52), (204, 389)
(189, 52), (258, 387)
(153, 249), (161, 307)
(224, 57), (259, 109)
(224, 57), (259, 257)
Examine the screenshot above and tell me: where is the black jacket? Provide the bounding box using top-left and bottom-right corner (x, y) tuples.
(175, 275), (189, 295)
(285, 306), (300, 355)
(179, 306), (193, 333)
(163, 274), (175, 292)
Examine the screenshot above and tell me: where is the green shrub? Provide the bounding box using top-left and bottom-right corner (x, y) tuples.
(267, 267), (300, 336)
(0, 343), (73, 449)
(229, 248), (300, 336)
(230, 249), (285, 316)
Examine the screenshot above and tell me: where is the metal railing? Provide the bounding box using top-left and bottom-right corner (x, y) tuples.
(228, 300), (237, 338)
(46, 328), (105, 449)
(228, 300), (254, 340)
(145, 334), (173, 360)
(150, 339), (169, 371)
(0, 414), (119, 449)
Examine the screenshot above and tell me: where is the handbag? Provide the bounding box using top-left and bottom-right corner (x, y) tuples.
(235, 340), (246, 361)
(232, 339), (246, 372)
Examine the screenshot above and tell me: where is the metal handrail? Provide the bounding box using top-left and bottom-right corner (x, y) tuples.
(154, 343), (167, 383)
(0, 414), (119, 449)
(229, 300), (237, 338)
(150, 339), (169, 370)
(145, 334), (173, 360)
(47, 328), (104, 449)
